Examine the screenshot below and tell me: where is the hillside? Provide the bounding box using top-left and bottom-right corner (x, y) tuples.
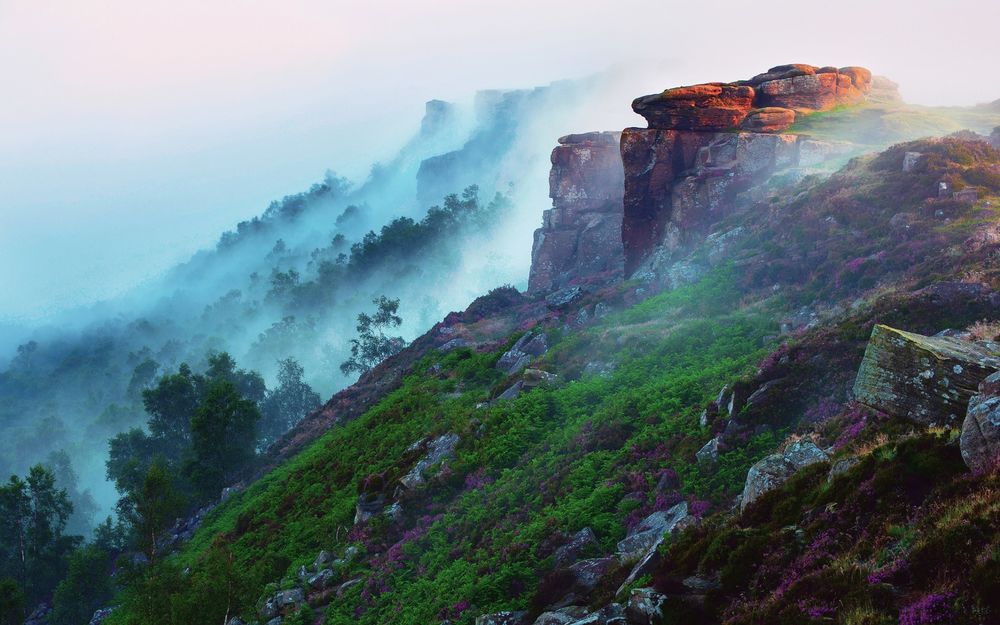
(63, 64), (1000, 625)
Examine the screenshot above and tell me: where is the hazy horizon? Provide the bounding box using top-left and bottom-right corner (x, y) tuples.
(2, 0), (998, 323)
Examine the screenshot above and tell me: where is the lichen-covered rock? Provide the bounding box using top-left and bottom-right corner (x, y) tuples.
(497, 332), (549, 375)
(616, 502), (691, 561)
(740, 440), (828, 512)
(566, 603), (625, 625)
(399, 433), (460, 489)
(696, 437), (719, 465)
(632, 84), (755, 131)
(625, 588), (668, 625)
(533, 607), (590, 625)
(476, 611), (528, 625)
(853, 324), (1000, 425)
(961, 371), (1000, 471)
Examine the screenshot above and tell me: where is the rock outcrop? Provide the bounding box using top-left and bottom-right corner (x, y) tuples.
(961, 372), (1000, 471)
(621, 64), (874, 274)
(528, 132), (625, 293)
(853, 325), (1000, 426)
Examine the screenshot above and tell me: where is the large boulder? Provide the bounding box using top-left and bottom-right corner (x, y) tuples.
(616, 502), (691, 561)
(853, 324), (1000, 426)
(632, 84), (755, 131)
(740, 440), (829, 512)
(961, 372), (1000, 471)
(553, 557), (620, 608)
(533, 607), (591, 625)
(755, 66), (870, 113)
(566, 603), (625, 625)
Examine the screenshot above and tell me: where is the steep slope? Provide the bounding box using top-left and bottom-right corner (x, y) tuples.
(100, 62), (1000, 625)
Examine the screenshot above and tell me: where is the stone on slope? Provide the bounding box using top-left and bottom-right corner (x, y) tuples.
(399, 433), (460, 489)
(853, 324), (1000, 426)
(632, 84), (755, 131)
(625, 588), (668, 625)
(533, 607), (591, 625)
(497, 331), (549, 375)
(477, 612), (528, 625)
(616, 502), (691, 561)
(554, 527), (602, 567)
(961, 371), (1000, 471)
(740, 440), (828, 512)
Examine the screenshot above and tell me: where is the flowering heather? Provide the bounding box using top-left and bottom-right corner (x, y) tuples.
(898, 592), (955, 625)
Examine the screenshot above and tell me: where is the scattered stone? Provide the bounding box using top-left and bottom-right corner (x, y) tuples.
(90, 607), (116, 625)
(740, 440), (829, 512)
(625, 588), (668, 625)
(616, 502), (692, 562)
(440, 337), (470, 352)
(354, 490), (385, 525)
(554, 557), (620, 607)
(400, 433), (460, 489)
(853, 324), (1000, 426)
(546, 286), (585, 309)
(554, 527), (602, 567)
(696, 437), (720, 465)
(306, 568), (335, 589)
(902, 151), (924, 172)
(827, 456), (861, 482)
(533, 606), (590, 625)
(954, 188), (979, 203)
(961, 372), (1000, 472)
(497, 381), (524, 401)
(335, 578), (363, 597)
(566, 603), (625, 625)
(497, 332), (549, 375)
(476, 611), (528, 625)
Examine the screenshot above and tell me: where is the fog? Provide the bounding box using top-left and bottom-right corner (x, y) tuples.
(3, 0), (999, 321)
(1, 0), (999, 532)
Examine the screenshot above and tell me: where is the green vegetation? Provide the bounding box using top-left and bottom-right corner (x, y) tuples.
(340, 296), (406, 377)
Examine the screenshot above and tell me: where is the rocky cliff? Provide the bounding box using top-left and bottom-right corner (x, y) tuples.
(622, 64), (874, 274)
(527, 132), (624, 293)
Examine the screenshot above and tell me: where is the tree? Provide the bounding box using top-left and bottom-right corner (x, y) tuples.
(106, 428), (158, 496)
(258, 358), (321, 449)
(0, 466), (78, 604)
(185, 379), (260, 500)
(45, 450), (98, 536)
(205, 352), (266, 405)
(49, 545), (114, 625)
(0, 578), (24, 625)
(116, 461), (183, 565)
(340, 296), (406, 376)
(142, 363), (200, 461)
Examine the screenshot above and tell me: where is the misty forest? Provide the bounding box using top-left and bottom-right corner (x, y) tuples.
(3, 3), (1000, 625)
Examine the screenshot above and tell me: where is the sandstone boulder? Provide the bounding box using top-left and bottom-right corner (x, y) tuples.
(853, 324), (1000, 426)
(961, 371), (1000, 471)
(740, 440), (828, 512)
(756, 66), (870, 113)
(632, 84), (755, 131)
(739, 107), (796, 133)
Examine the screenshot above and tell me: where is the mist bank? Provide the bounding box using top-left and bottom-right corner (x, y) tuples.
(0, 68), (662, 528)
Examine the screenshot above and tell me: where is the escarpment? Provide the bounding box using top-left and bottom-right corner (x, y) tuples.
(621, 64), (875, 274)
(527, 64), (885, 287)
(528, 132), (625, 293)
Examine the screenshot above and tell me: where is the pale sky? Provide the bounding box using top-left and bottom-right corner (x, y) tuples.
(1, 0), (998, 321)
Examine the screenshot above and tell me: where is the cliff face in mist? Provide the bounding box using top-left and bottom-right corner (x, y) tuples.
(63, 61), (1000, 625)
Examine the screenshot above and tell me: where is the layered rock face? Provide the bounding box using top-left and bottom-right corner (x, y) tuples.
(622, 64), (873, 274)
(528, 132), (625, 293)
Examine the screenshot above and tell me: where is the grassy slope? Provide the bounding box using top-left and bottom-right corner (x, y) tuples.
(106, 138), (1000, 625)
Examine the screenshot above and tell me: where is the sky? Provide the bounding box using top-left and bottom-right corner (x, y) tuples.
(1, 0), (998, 323)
